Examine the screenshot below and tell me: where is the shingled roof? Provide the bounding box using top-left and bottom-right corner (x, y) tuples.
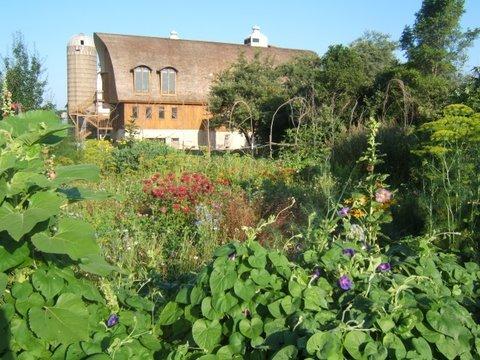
(94, 32), (312, 104)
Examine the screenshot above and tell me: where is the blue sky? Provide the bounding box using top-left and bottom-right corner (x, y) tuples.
(0, 0), (479, 108)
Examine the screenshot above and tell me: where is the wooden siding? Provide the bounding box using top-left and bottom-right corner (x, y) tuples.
(123, 102), (207, 130)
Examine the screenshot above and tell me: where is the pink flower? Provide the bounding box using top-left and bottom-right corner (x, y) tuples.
(375, 188), (392, 203)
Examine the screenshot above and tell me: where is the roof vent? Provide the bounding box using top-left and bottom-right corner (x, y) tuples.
(244, 25), (268, 47)
(169, 31), (179, 40)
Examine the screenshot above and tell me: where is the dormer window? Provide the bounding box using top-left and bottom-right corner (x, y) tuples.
(160, 68), (176, 95)
(133, 66), (150, 93)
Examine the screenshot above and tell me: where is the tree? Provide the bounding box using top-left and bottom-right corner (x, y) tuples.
(208, 53), (286, 150)
(1, 32), (48, 112)
(350, 31), (398, 83)
(400, 0), (479, 77)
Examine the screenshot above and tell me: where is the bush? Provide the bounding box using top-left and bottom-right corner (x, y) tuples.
(111, 140), (173, 172)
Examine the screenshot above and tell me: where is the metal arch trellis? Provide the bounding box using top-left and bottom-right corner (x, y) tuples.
(268, 96), (309, 158)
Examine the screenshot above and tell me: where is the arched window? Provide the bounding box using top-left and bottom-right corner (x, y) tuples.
(133, 66), (150, 93)
(160, 68), (176, 94)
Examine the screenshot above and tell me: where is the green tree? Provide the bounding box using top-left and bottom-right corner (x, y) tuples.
(400, 0), (479, 77)
(208, 53), (286, 150)
(1, 32), (48, 112)
(350, 31), (398, 83)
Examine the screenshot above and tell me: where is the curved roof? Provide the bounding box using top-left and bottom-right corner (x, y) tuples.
(94, 32), (312, 104)
(68, 33), (95, 47)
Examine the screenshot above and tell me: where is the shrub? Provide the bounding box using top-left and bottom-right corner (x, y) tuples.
(111, 140), (172, 172)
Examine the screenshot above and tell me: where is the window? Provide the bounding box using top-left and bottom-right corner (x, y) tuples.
(134, 66), (150, 93)
(252, 38), (259, 43)
(158, 106), (165, 119)
(157, 138), (166, 143)
(132, 106), (138, 119)
(171, 138), (180, 148)
(146, 106), (152, 120)
(171, 107), (178, 119)
(80, 40), (84, 45)
(161, 68), (176, 94)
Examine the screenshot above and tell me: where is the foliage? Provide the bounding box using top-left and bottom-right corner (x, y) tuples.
(208, 53), (288, 148)
(1, 79), (14, 118)
(156, 227), (480, 359)
(400, 0), (479, 76)
(0, 111), (158, 358)
(111, 140), (173, 172)
(0, 32), (48, 114)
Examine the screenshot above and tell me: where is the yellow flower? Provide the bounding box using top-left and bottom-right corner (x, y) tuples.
(351, 209), (366, 218)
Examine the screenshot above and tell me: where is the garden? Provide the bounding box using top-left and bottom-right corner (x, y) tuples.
(1, 0), (480, 358)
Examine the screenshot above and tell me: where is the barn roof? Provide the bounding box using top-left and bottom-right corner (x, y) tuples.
(94, 32), (312, 104)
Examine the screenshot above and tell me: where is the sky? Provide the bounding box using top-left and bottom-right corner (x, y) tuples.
(0, 0), (479, 108)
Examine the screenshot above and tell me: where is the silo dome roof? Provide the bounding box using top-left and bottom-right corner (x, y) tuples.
(68, 34), (95, 47)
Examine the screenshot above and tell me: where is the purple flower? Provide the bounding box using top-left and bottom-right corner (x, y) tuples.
(375, 189), (392, 203)
(342, 248), (355, 257)
(338, 275), (353, 291)
(106, 314), (119, 327)
(377, 262), (391, 272)
(337, 207), (350, 217)
(311, 268), (322, 280)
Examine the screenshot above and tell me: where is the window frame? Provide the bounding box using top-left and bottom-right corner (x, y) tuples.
(160, 67), (177, 95)
(131, 105), (139, 119)
(171, 106), (178, 119)
(158, 106), (165, 119)
(133, 66), (151, 93)
(145, 106), (152, 120)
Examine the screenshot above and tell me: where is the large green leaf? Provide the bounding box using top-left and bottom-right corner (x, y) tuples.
(53, 164), (100, 185)
(239, 317), (263, 339)
(78, 253), (118, 276)
(31, 218), (100, 260)
(192, 319), (222, 352)
(209, 268), (237, 294)
(0, 240), (30, 272)
(32, 268), (64, 300)
(7, 171), (50, 196)
(344, 331), (369, 360)
(271, 345), (298, 360)
(0, 205), (52, 241)
(29, 293), (89, 344)
(158, 302), (183, 325)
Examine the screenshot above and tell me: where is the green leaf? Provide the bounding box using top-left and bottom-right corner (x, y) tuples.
(192, 319), (222, 352)
(31, 218), (100, 260)
(212, 292), (238, 313)
(306, 332), (343, 359)
(15, 292), (45, 317)
(158, 302), (183, 325)
(53, 164), (100, 185)
(0, 206), (51, 241)
(248, 254), (267, 269)
(344, 331), (369, 360)
(233, 279), (256, 302)
(250, 269), (271, 286)
(11, 281), (33, 299)
(201, 297), (223, 320)
(78, 253), (118, 276)
(190, 285), (206, 306)
(383, 333), (406, 359)
(0, 241), (30, 272)
(303, 286), (328, 310)
(58, 187), (113, 202)
(436, 335), (460, 360)
(412, 337), (432, 359)
(29, 293), (89, 344)
(209, 268), (237, 294)
(239, 317), (263, 339)
(281, 296), (301, 315)
(32, 269), (64, 300)
(271, 345), (298, 360)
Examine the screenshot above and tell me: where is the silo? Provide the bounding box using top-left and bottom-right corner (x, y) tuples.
(67, 34), (97, 115)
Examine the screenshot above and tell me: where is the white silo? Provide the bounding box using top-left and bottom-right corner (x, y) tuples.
(67, 34), (97, 116)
